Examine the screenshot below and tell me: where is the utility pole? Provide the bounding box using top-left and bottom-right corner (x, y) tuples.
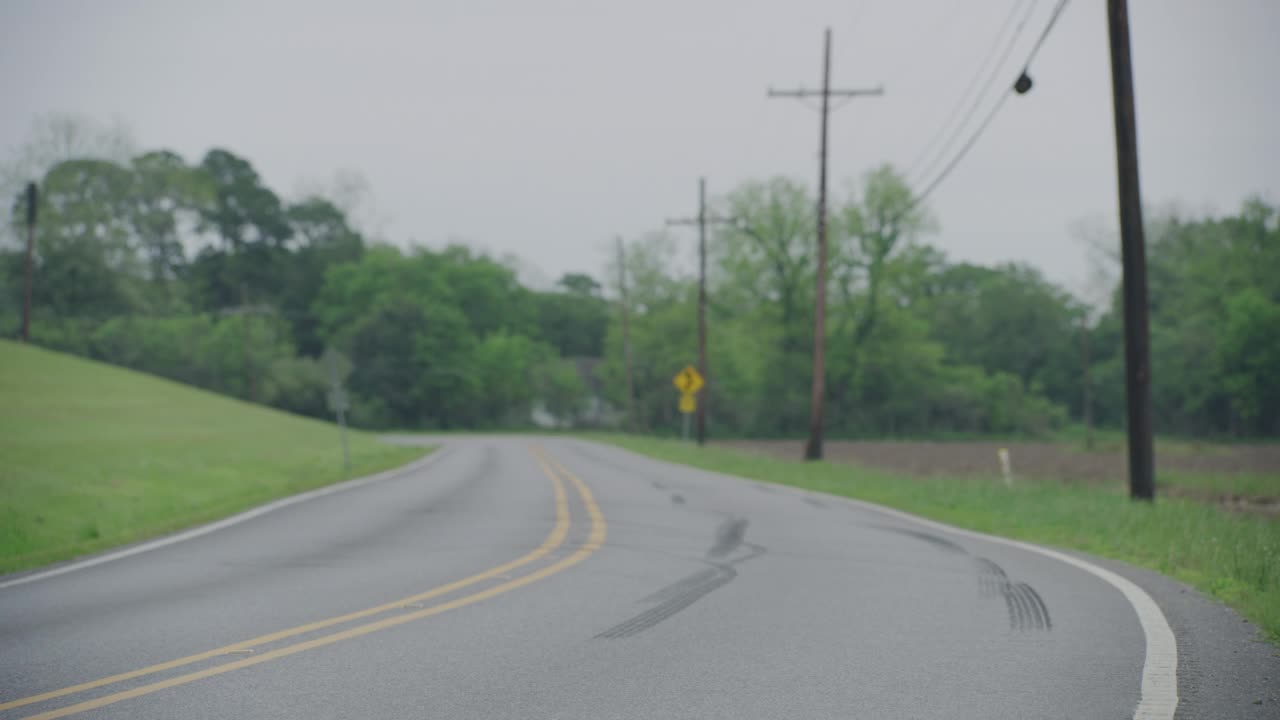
(667, 178), (735, 446)
(21, 182), (37, 343)
(768, 27), (883, 461)
(1107, 0), (1155, 501)
(616, 236), (638, 433)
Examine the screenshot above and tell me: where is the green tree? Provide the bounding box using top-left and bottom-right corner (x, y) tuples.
(921, 262), (1083, 414)
(19, 159), (145, 319)
(281, 196), (365, 355)
(474, 331), (555, 425)
(127, 150), (214, 304)
(196, 149), (293, 308)
(534, 273), (608, 357)
(826, 165), (934, 418)
(536, 358), (589, 426)
(1218, 288), (1280, 434)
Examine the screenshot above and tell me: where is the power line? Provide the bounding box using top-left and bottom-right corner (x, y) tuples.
(904, 0), (1031, 179)
(908, 0), (1042, 187)
(910, 0), (1072, 209)
(912, 89), (1014, 206)
(1022, 0), (1071, 71)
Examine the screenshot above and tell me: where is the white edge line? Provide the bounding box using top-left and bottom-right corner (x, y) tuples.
(830, 495), (1179, 720)
(585, 441), (1179, 720)
(0, 446), (449, 592)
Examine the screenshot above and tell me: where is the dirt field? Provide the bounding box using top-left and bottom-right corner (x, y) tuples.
(715, 439), (1280, 484)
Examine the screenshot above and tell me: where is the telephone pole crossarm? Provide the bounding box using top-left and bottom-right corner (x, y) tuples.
(767, 86), (884, 99)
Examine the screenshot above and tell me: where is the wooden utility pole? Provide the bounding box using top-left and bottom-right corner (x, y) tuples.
(667, 178), (735, 446)
(1107, 0), (1155, 500)
(768, 28), (883, 461)
(616, 236), (638, 433)
(21, 182), (37, 343)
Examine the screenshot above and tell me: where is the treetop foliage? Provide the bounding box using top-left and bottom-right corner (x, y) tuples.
(3, 121), (1275, 438)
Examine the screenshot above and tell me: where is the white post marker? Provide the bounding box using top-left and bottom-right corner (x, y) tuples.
(998, 447), (1013, 487)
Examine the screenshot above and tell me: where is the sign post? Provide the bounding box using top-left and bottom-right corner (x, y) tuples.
(324, 348), (351, 474)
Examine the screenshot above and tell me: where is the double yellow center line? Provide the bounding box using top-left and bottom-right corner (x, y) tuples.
(2, 447), (605, 720)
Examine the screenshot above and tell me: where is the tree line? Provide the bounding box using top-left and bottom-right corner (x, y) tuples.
(4, 124), (1276, 438)
(601, 170), (1278, 439)
(2, 142), (608, 429)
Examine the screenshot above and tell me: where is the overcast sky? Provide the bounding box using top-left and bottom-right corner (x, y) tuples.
(2, 0), (1277, 295)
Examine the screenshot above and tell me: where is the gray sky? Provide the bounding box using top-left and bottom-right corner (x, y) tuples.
(2, 0), (1277, 295)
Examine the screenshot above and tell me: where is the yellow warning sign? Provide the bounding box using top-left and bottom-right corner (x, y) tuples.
(678, 392), (696, 414)
(672, 365), (704, 394)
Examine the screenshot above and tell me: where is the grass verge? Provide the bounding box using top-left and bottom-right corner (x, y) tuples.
(588, 434), (1280, 645)
(0, 340), (426, 575)
(1159, 471), (1280, 499)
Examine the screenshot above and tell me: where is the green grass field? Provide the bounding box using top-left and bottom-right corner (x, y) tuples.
(0, 340), (426, 574)
(590, 434), (1280, 645)
(1160, 471), (1280, 500)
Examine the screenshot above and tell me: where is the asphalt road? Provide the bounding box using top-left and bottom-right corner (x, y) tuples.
(2, 437), (1277, 719)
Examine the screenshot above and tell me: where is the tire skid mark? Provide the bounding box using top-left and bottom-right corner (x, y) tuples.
(871, 523), (1051, 633)
(707, 517), (748, 558)
(977, 557), (1052, 632)
(975, 556), (1009, 598)
(640, 568), (719, 605)
(597, 566), (736, 639)
(803, 497), (828, 509)
(597, 517), (763, 640)
(1005, 581), (1032, 630)
(1020, 582), (1052, 630)
(876, 525), (967, 555)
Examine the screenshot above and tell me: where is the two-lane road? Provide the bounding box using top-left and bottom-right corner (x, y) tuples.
(0, 438), (1272, 718)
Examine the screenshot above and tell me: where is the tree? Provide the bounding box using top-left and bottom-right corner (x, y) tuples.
(708, 180), (816, 433)
(127, 151), (214, 301)
(922, 262), (1083, 412)
(537, 358), (589, 426)
(197, 149), (293, 308)
(557, 272), (601, 296)
(18, 159), (144, 319)
(474, 331), (555, 425)
(1083, 198), (1280, 436)
(1, 113), (135, 248)
(282, 196), (365, 355)
(826, 165), (933, 413)
(714, 178), (815, 352)
(1218, 289), (1280, 434)
(534, 273), (608, 357)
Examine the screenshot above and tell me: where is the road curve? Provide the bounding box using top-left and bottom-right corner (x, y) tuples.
(0, 437), (1273, 718)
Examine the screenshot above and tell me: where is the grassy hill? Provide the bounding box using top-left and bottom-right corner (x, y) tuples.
(0, 340), (425, 574)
